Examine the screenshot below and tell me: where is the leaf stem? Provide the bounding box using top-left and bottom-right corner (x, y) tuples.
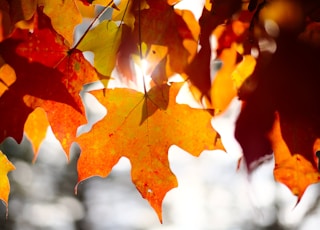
(54, 0), (114, 69)
(72, 0), (115, 50)
(137, 0), (148, 95)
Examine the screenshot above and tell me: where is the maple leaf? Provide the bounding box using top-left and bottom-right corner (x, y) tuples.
(76, 83), (222, 222)
(116, 0), (199, 84)
(0, 151), (15, 210)
(0, 9), (98, 156)
(268, 112), (320, 200)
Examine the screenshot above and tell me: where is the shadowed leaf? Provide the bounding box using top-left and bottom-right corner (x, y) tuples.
(117, 0), (199, 84)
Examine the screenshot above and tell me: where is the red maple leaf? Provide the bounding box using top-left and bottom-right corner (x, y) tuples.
(0, 8), (98, 156)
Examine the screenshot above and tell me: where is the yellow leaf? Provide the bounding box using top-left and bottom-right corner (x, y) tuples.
(77, 20), (122, 78)
(210, 44), (237, 113)
(24, 107), (49, 162)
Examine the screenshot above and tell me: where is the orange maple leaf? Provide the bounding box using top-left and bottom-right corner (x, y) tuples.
(76, 83), (222, 222)
(0, 151), (15, 211)
(268, 112), (320, 201)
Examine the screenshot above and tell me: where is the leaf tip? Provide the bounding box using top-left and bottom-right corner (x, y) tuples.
(0, 151), (15, 217)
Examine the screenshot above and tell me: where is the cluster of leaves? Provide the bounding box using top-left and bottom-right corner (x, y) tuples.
(1, 0), (320, 222)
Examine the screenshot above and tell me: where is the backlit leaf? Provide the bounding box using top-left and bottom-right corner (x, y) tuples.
(77, 20), (122, 78)
(117, 0), (199, 84)
(76, 83), (222, 222)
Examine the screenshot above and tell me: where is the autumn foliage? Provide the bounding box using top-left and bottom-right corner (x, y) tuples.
(1, 0), (320, 222)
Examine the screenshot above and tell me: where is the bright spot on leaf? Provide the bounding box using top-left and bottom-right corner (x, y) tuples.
(133, 59), (153, 92)
(140, 59), (149, 76)
(76, 83), (222, 222)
